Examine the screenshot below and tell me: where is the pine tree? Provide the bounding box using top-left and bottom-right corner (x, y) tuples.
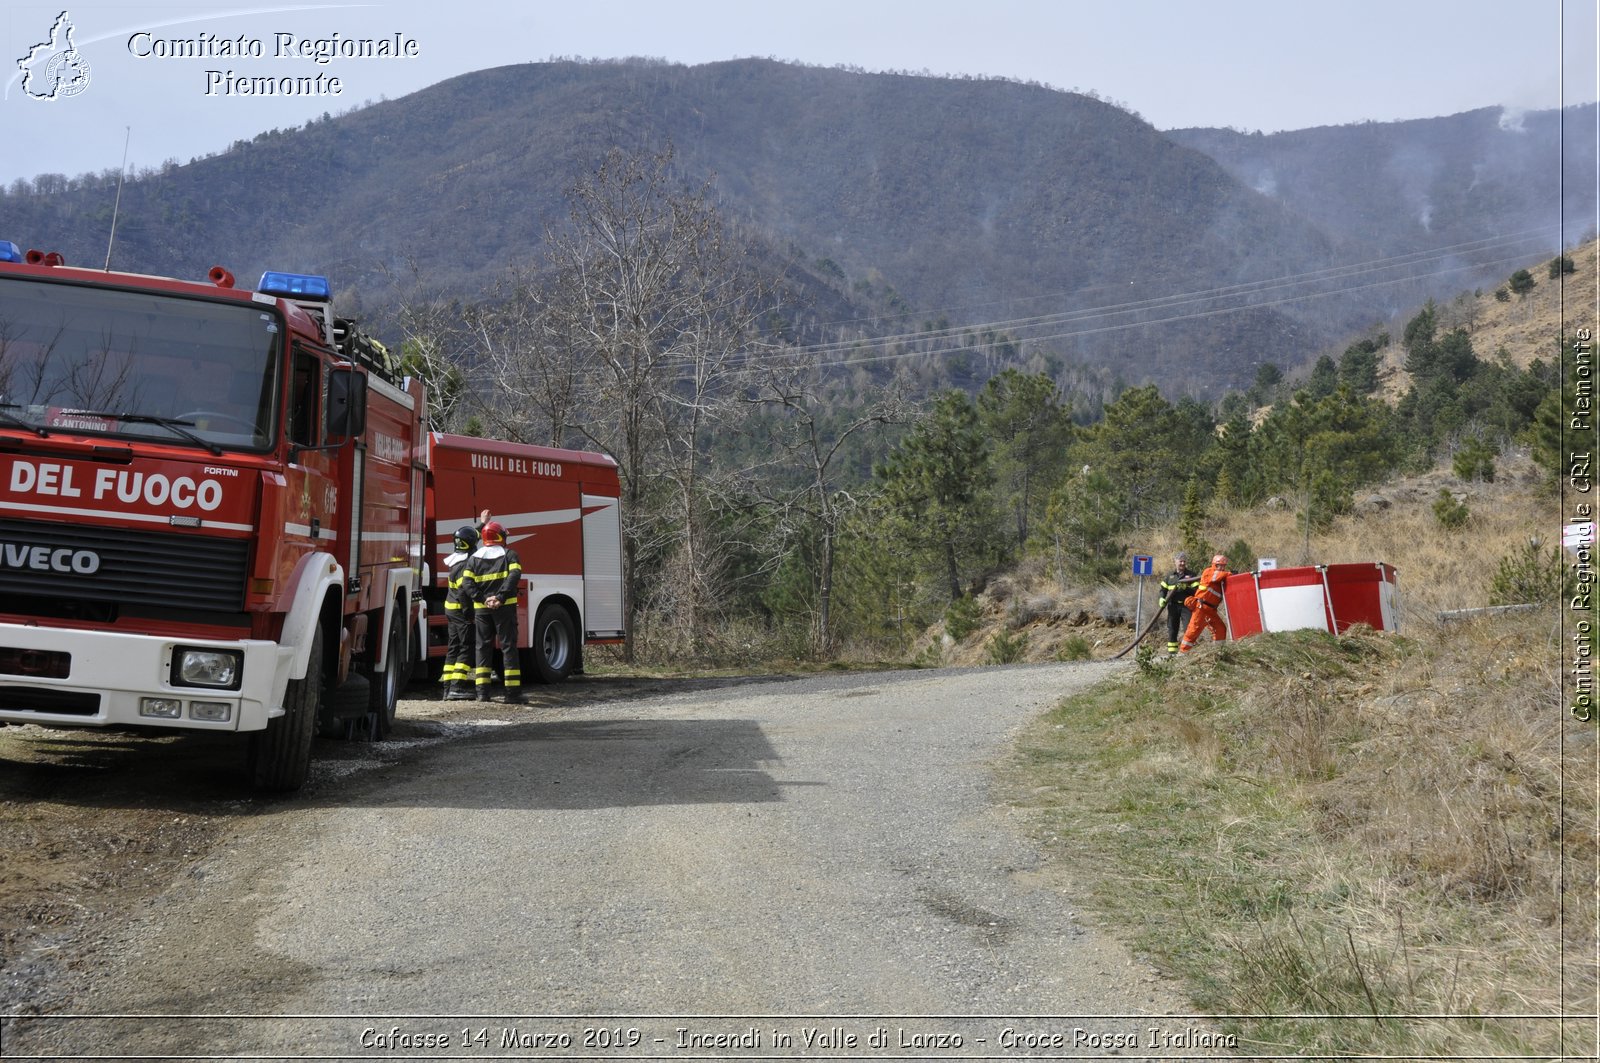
(1452, 437), (1497, 483)
(1306, 354), (1339, 399)
(1039, 468), (1125, 583)
(1070, 385), (1208, 528)
(976, 369), (1073, 550)
(875, 391), (1002, 602)
(1178, 477), (1211, 561)
(1213, 465), (1237, 506)
(1249, 387), (1399, 544)
(1402, 301), (1440, 380)
(1338, 339), (1382, 394)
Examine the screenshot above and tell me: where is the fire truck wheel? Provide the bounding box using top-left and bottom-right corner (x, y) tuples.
(250, 624), (322, 792)
(529, 604), (576, 684)
(368, 609), (407, 739)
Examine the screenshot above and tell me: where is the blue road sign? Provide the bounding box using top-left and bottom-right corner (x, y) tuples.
(1132, 554), (1154, 576)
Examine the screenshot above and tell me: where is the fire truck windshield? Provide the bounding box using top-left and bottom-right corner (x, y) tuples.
(0, 278), (281, 451)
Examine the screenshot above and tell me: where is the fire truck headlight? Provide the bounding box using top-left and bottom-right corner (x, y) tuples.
(188, 701), (232, 723)
(172, 648), (243, 690)
(140, 697), (182, 719)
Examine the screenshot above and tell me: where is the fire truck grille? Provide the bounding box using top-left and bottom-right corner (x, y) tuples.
(0, 519), (248, 613)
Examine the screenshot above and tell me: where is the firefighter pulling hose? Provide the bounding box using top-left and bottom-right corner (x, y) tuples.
(1112, 550), (1206, 660)
(1178, 554), (1231, 653)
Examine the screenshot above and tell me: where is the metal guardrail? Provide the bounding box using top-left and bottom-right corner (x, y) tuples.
(1436, 604), (1540, 621)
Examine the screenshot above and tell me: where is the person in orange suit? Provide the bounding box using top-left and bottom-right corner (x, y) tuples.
(1178, 554), (1231, 653)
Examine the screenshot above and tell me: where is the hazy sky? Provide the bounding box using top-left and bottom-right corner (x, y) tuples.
(2, 0), (1596, 186)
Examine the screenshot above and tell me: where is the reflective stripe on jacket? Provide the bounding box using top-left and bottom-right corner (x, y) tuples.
(465, 544), (523, 607)
(1194, 564), (1229, 607)
(1159, 569), (1199, 609)
(444, 550), (474, 611)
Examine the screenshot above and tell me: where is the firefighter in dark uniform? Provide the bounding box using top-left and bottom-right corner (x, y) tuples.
(441, 525), (479, 700)
(466, 520), (524, 703)
(1157, 551), (1200, 655)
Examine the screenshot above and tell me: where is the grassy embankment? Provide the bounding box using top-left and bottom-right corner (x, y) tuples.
(1000, 454), (1595, 1059)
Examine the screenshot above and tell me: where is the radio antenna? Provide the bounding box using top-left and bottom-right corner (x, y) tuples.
(104, 126), (130, 271)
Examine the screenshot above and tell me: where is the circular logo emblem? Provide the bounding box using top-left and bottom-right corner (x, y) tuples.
(43, 49), (91, 98)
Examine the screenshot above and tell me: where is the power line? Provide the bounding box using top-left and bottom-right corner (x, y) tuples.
(796, 246), (1557, 371)
(769, 226), (1562, 361)
(795, 224), (1563, 340)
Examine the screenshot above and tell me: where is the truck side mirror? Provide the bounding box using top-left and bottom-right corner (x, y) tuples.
(327, 367), (367, 439)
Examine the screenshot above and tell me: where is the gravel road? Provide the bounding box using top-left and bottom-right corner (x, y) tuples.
(4, 662), (1221, 1060)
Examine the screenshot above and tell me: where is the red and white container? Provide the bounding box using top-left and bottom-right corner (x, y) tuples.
(1222, 562), (1399, 639)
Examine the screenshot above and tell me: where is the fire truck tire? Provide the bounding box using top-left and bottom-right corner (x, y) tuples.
(368, 608), (407, 739)
(528, 603), (576, 684)
(249, 624), (322, 792)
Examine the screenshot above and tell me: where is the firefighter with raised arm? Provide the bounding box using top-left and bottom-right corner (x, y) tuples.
(1178, 553), (1231, 654)
(1157, 551), (1201, 655)
(466, 519), (524, 703)
(440, 524), (480, 701)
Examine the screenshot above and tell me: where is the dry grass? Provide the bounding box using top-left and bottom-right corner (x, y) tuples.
(1365, 236), (1595, 405)
(993, 447), (1594, 1058)
(1006, 615), (1593, 1058)
(929, 448), (1558, 669)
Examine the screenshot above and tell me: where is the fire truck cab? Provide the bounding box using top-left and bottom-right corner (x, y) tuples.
(0, 242), (426, 791)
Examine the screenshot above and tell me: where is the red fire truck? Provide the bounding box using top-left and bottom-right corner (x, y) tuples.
(0, 244), (456, 790)
(422, 433), (625, 683)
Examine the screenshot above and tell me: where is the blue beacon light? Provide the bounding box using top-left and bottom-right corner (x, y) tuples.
(257, 271), (332, 300)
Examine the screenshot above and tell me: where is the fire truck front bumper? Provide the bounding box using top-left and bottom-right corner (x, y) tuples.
(0, 625), (283, 732)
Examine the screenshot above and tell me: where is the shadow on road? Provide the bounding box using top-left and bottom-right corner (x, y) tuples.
(0, 672), (818, 815)
(342, 715), (817, 811)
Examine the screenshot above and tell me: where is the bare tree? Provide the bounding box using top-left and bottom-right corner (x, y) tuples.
(378, 253), (470, 432)
(746, 353), (908, 655)
(527, 144), (782, 651)
(469, 266), (586, 448)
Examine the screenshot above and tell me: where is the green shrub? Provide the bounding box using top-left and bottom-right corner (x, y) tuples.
(1058, 635), (1092, 661)
(944, 595), (982, 642)
(986, 628), (1028, 664)
(1488, 539), (1567, 606)
(1133, 642), (1170, 678)
(1222, 538), (1257, 573)
(1432, 488), (1470, 529)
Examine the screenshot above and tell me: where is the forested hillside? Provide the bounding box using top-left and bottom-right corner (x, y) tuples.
(1168, 104), (1595, 263)
(407, 138), (1570, 665)
(4, 59), (1586, 396)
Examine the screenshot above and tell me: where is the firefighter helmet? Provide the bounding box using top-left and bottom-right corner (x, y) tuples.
(481, 521), (506, 545)
(1212, 553), (1229, 567)
(453, 526), (479, 553)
